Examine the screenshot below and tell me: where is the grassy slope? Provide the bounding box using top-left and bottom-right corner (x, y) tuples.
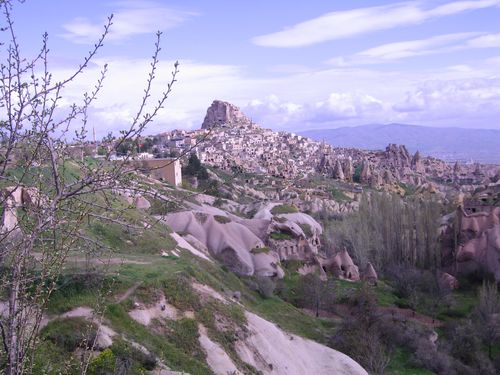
(16, 165), (485, 375)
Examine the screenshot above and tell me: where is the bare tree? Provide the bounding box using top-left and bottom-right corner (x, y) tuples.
(0, 1), (181, 373)
(474, 282), (500, 360)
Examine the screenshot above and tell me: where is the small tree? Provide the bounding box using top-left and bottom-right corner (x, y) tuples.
(0, 1), (179, 373)
(474, 282), (500, 360)
(297, 273), (335, 317)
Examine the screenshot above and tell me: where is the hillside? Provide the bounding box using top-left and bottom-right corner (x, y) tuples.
(301, 124), (500, 163)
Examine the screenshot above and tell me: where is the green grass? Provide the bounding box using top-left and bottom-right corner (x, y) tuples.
(333, 279), (399, 307)
(298, 223), (313, 237)
(105, 304), (213, 375)
(270, 231), (294, 241)
(271, 204), (299, 215)
(330, 187), (352, 202)
(41, 317), (97, 352)
(250, 246), (270, 254)
(386, 349), (436, 375)
(250, 296), (337, 343)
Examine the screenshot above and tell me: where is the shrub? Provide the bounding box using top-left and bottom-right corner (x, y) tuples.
(42, 317), (97, 352)
(162, 275), (201, 310)
(250, 246), (270, 254)
(256, 276), (276, 299)
(269, 231), (293, 241)
(111, 337), (157, 371)
(88, 349), (116, 375)
(271, 204), (299, 215)
(214, 215), (231, 224)
(298, 223), (313, 237)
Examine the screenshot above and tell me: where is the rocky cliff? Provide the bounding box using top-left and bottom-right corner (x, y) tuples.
(201, 100), (251, 129)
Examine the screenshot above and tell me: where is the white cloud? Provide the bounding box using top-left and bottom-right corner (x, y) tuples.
(466, 33), (500, 48)
(329, 32), (500, 65)
(42, 49), (500, 138)
(393, 78), (500, 124)
(61, 1), (197, 44)
(244, 92), (388, 129)
(252, 0), (500, 48)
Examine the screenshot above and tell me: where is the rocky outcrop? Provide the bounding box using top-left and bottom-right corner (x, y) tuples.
(161, 211), (284, 277)
(324, 250), (360, 281)
(411, 151), (425, 174)
(362, 262), (378, 285)
(359, 159), (371, 184)
(333, 159), (345, 181)
(438, 272), (459, 291)
(441, 185), (500, 281)
(201, 100), (251, 129)
(343, 158), (354, 182)
(236, 311), (369, 375)
(1, 186), (44, 237)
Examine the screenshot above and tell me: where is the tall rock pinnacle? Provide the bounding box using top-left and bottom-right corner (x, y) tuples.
(201, 100), (251, 129)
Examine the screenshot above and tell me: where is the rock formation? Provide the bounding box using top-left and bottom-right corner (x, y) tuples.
(324, 250), (360, 281)
(333, 159), (345, 181)
(362, 263), (378, 285)
(201, 100), (251, 129)
(343, 158), (354, 182)
(161, 210), (285, 278)
(411, 151), (425, 174)
(359, 159), (371, 184)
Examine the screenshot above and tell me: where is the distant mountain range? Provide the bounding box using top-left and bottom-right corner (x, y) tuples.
(300, 124), (500, 164)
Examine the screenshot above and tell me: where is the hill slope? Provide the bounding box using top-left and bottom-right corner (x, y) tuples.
(300, 124), (500, 163)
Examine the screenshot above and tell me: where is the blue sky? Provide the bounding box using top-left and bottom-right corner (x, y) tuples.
(4, 0), (500, 135)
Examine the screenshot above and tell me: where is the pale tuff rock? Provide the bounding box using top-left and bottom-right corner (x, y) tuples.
(201, 100), (251, 129)
(438, 272), (459, 291)
(198, 324), (242, 375)
(359, 159), (372, 184)
(343, 158), (354, 182)
(324, 250), (360, 281)
(363, 262), (378, 285)
(128, 294), (179, 326)
(333, 159), (345, 181)
(161, 211), (285, 277)
(411, 151), (425, 174)
(235, 311), (368, 375)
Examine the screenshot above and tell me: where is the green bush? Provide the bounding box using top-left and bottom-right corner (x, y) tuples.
(42, 317), (97, 352)
(111, 337), (157, 371)
(88, 349), (116, 374)
(162, 275), (201, 310)
(298, 223), (313, 237)
(256, 276), (276, 299)
(165, 318), (204, 360)
(270, 231), (293, 241)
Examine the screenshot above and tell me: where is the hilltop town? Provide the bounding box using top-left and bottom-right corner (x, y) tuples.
(112, 100), (498, 197)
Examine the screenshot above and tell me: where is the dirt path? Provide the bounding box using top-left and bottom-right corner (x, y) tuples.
(116, 281), (143, 303)
(378, 306), (442, 327)
(303, 305), (442, 328)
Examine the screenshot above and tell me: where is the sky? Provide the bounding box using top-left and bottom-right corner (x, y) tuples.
(3, 0), (500, 136)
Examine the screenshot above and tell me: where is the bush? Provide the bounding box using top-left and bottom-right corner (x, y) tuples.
(250, 246), (270, 254)
(214, 215), (231, 224)
(42, 317), (97, 352)
(256, 276), (276, 299)
(271, 204), (299, 215)
(88, 349), (116, 375)
(269, 231), (293, 241)
(111, 337), (157, 371)
(298, 223), (313, 237)
(162, 275), (201, 310)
